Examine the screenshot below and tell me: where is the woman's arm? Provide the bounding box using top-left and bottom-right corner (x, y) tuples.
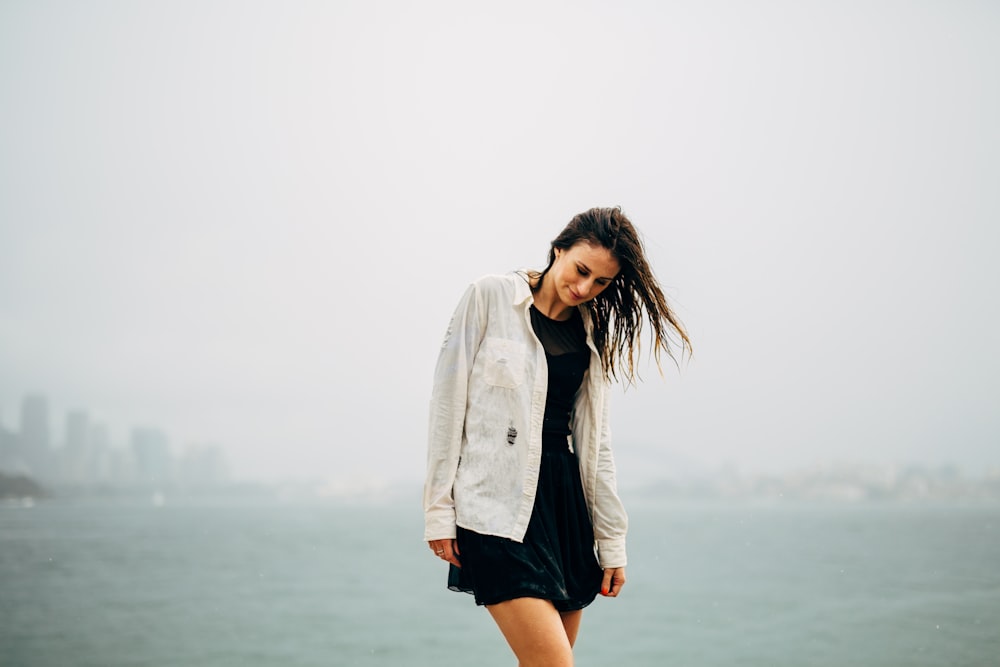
(423, 283), (484, 542)
(591, 385), (629, 570)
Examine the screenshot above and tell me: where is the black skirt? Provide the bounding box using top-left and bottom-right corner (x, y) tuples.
(447, 433), (604, 611)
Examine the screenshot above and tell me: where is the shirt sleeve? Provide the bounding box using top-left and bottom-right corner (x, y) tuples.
(591, 385), (629, 569)
(423, 282), (485, 541)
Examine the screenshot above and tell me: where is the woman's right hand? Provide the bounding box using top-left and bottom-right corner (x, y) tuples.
(428, 538), (461, 568)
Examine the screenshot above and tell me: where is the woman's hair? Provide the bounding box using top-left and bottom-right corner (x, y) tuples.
(529, 206), (692, 383)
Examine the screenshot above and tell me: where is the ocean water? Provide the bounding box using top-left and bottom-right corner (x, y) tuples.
(1, 498), (998, 667)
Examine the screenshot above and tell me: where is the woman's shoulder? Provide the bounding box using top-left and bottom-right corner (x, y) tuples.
(469, 271), (531, 299)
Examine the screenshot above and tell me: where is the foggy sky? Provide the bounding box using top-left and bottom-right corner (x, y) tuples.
(2, 0), (998, 485)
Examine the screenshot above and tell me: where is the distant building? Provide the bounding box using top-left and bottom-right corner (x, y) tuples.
(130, 427), (171, 488)
(0, 421), (25, 474)
(87, 421), (113, 484)
(107, 443), (136, 487)
(20, 395), (52, 480)
(61, 410), (91, 484)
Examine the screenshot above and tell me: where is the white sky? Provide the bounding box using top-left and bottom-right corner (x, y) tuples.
(1, 0), (998, 485)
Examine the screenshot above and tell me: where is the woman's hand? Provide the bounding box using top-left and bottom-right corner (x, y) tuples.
(601, 567), (626, 597)
(428, 538), (461, 568)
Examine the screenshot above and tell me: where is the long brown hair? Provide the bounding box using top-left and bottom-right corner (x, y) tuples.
(529, 206), (692, 383)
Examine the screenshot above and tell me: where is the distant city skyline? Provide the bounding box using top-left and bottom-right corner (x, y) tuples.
(0, 391), (229, 491)
(1, 384), (996, 495)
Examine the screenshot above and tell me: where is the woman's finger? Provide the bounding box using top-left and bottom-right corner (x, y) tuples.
(602, 567), (626, 596)
(443, 539), (461, 567)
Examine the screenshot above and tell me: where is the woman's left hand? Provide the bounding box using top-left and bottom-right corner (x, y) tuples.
(428, 538), (461, 568)
(601, 567), (626, 597)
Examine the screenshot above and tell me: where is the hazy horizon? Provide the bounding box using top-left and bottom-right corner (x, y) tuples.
(2, 1), (998, 486)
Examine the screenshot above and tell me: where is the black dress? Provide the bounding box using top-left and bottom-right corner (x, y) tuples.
(447, 306), (604, 611)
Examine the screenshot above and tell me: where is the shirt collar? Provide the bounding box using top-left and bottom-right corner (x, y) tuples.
(511, 270), (534, 306)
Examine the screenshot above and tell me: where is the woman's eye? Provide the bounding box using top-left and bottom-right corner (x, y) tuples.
(577, 267), (588, 276)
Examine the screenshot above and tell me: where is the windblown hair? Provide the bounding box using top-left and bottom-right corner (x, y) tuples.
(529, 206), (692, 383)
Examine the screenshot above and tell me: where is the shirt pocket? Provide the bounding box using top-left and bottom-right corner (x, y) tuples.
(479, 337), (527, 389)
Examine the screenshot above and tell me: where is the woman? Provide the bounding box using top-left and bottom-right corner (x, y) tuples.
(423, 206), (691, 666)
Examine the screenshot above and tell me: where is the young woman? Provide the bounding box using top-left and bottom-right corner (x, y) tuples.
(423, 206), (691, 666)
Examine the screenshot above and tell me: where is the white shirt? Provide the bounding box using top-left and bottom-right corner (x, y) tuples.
(422, 271), (628, 569)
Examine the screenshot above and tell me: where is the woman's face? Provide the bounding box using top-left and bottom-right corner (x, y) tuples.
(549, 241), (621, 307)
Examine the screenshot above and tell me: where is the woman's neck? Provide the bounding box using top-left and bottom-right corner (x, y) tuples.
(531, 273), (574, 321)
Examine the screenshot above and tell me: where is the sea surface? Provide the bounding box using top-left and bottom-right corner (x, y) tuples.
(1, 497), (998, 667)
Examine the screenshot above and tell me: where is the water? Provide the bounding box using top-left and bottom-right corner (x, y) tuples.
(1, 498), (998, 666)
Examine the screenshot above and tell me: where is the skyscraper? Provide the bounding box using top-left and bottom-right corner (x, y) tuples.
(87, 421), (112, 484)
(63, 410), (91, 484)
(19, 395), (52, 480)
(0, 407), (23, 474)
(130, 427), (171, 488)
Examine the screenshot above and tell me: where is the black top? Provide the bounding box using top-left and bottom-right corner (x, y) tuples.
(529, 305), (590, 436)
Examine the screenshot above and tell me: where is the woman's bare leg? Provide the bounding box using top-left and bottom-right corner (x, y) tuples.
(487, 598), (575, 667)
(560, 609), (584, 647)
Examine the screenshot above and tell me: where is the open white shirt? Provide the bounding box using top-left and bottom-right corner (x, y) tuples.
(423, 271), (628, 569)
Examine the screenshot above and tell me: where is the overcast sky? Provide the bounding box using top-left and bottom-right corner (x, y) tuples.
(1, 0), (998, 486)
